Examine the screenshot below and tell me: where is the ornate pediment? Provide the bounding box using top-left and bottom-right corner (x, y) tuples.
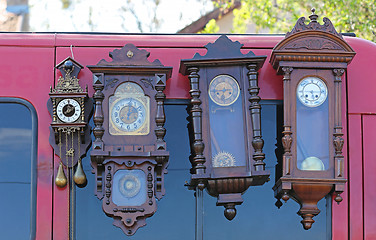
(286, 14), (342, 39)
(281, 37), (345, 51)
(270, 9), (356, 69)
(97, 43), (163, 66)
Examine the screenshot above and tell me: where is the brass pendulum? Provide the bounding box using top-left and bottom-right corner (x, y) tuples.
(74, 159), (87, 188)
(56, 162), (67, 188)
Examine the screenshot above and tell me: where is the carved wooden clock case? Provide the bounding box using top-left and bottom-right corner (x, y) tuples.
(48, 57), (92, 188)
(87, 44), (172, 235)
(180, 35), (269, 220)
(270, 10), (355, 229)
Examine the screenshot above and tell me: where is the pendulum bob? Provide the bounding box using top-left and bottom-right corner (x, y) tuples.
(74, 159), (87, 188)
(56, 162), (67, 188)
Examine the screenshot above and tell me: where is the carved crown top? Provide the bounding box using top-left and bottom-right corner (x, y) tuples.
(51, 57), (85, 94)
(192, 35), (256, 60)
(179, 35), (267, 75)
(97, 44), (163, 66)
(286, 8), (343, 39)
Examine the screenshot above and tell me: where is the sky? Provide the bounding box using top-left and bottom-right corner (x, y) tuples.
(28, 0), (213, 33)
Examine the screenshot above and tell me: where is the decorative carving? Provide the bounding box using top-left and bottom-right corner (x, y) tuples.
(284, 39), (343, 50)
(332, 68), (345, 181)
(105, 166), (112, 205)
(147, 166), (153, 205)
(187, 66), (206, 176)
(92, 74), (105, 150)
(104, 78), (119, 90)
(192, 35), (255, 59)
(97, 43), (164, 67)
(286, 8), (342, 39)
(141, 78), (154, 89)
(52, 58), (85, 94)
(154, 74), (166, 151)
(207, 177), (252, 220)
(247, 63), (266, 171)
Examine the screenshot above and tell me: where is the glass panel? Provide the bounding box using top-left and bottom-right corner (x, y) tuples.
(0, 103), (32, 239)
(208, 75), (246, 167)
(76, 104), (195, 239)
(112, 169), (147, 206)
(204, 103), (329, 239)
(296, 77), (329, 171)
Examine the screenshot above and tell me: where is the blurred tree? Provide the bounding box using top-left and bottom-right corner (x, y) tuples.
(54, 0), (211, 33)
(204, 0), (376, 42)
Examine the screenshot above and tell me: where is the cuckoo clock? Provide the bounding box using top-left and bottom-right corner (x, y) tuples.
(270, 9), (355, 229)
(179, 35), (269, 220)
(48, 57), (92, 188)
(87, 44), (172, 236)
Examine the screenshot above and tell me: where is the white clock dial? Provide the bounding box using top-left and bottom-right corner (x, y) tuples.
(111, 97), (146, 132)
(57, 98), (81, 123)
(297, 77), (328, 107)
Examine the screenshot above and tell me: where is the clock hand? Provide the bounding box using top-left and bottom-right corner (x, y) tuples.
(64, 105), (74, 115)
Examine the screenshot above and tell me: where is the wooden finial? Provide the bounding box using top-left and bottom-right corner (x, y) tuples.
(309, 8), (318, 22)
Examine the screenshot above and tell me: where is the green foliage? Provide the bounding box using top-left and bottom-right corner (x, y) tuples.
(61, 0), (72, 9)
(200, 19), (220, 33)
(215, 0), (376, 42)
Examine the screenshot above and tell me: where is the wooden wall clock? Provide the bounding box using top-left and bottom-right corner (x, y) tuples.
(87, 44), (172, 236)
(270, 9), (356, 229)
(48, 57), (92, 188)
(180, 35), (269, 220)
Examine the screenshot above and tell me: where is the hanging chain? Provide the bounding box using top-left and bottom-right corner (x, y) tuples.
(71, 131), (75, 240)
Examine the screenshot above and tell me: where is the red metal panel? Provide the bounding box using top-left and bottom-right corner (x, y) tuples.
(332, 76), (349, 240)
(346, 38), (376, 114)
(362, 115), (376, 239)
(0, 46), (55, 239)
(0, 33), (55, 47)
(348, 114), (363, 239)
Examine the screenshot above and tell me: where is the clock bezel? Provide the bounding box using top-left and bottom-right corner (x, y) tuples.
(109, 95), (150, 136)
(208, 74), (240, 107)
(56, 98), (82, 123)
(296, 76), (328, 108)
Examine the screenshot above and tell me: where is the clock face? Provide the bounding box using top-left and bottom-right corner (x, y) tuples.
(56, 98), (81, 123)
(110, 97), (147, 133)
(119, 173), (141, 198)
(297, 77), (328, 107)
(209, 75), (240, 106)
(112, 169), (147, 206)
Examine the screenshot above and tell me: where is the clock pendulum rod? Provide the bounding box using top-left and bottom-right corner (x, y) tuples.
(195, 186), (204, 240)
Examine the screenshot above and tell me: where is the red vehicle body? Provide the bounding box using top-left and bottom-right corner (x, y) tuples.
(0, 33), (376, 239)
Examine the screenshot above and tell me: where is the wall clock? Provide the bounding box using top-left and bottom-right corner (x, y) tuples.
(270, 9), (356, 229)
(180, 35), (269, 220)
(87, 44), (172, 236)
(48, 57), (92, 188)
